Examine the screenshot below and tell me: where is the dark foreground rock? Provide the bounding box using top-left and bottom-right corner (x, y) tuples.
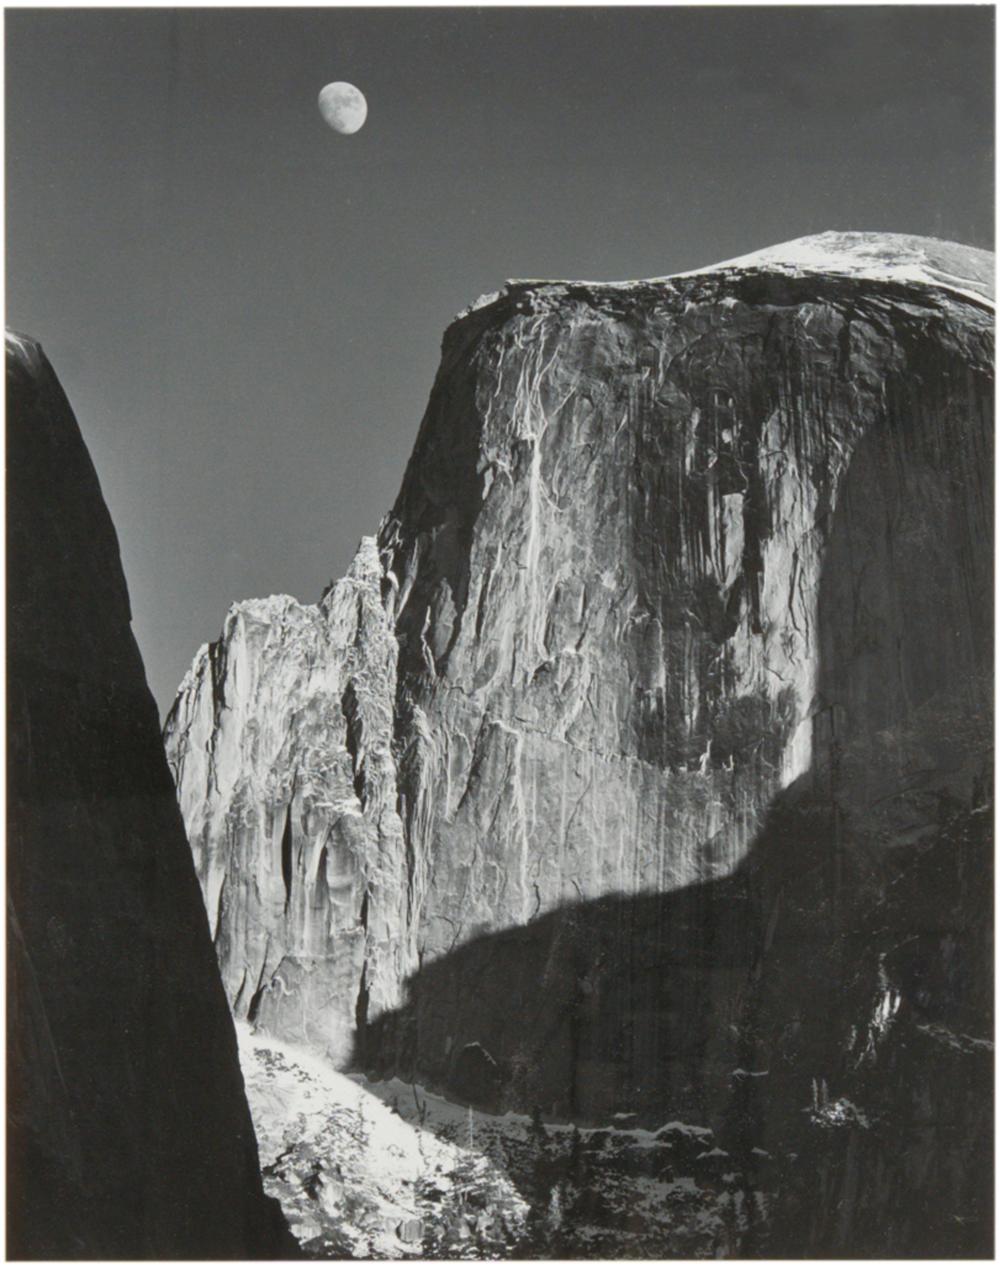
(6, 332), (296, 1259)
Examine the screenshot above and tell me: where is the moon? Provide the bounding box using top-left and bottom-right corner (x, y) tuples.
(318, 82), (367, 135)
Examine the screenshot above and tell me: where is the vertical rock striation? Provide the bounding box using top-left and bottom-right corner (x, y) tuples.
(165, 232), (992, 1127)
(7, 332), (294, 1259)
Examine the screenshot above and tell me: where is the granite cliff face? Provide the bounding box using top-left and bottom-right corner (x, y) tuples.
(166, 231), (993, 1253)
(167, 540), (407, 1065)
(167, 230), (991, 1078)
(7, 333), (294, 1258)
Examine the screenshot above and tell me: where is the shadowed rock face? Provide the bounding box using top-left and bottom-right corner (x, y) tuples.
(6, 333), (294, 1259)
(166, 236), (992, 1112)
(364, 783), (992, 1256)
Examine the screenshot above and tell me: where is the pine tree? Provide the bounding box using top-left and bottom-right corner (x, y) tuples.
(546, 1184), (564, 1240)
(487, 1130), (506, 1170)
(529, 1104), (548, 1150)
(521, 1106), (558, 1255)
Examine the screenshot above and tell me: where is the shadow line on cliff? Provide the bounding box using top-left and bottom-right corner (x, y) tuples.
(353, 330), (994, 1255)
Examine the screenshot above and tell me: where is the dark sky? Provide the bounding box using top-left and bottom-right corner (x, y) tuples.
(7, 5), (994, 715)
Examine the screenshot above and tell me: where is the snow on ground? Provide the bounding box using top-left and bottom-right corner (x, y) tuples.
(240, 1022), (446, 1186)
(357, 1071), (670, 1152)
(237, 1023), (769, 1258)
(238, 1023), (528, 1257)
(351, 1069), (531, 1136)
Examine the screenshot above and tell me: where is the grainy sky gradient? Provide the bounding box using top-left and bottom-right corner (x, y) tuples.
(6, 5), (994, 715)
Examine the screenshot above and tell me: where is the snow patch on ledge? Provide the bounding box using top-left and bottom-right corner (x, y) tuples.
(5, 329), (35, 357)
(467, 232), (993, 317)
(672, 231), (995, 308)
(456, 288), (504, 320)
(5, 329), (46, 371)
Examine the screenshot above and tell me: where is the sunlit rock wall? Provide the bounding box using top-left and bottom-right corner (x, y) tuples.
(166, 235), (993, 1101)
(166, 539), (409, 1064)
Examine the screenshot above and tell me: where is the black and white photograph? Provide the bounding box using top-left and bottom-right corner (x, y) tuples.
(5, 3), (995, 1259)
